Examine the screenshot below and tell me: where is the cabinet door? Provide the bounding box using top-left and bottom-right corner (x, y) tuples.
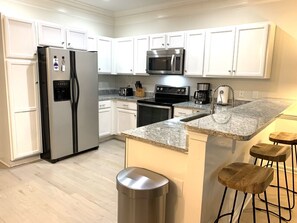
(99, 108), (112, 137)
(204, 27), (235, 76)
(38, 22), (65, 48)
(233, 23), (269, 77)
(66, 28), (87, 50)
(87, 36), (97, 52)
(6, 60), (41, 160)
(134, 36), (149, 74)
(167, 32), (185, 48)
(115, 38), (134, 74)
(116, 108), (137, 134)
(97, 36), (113, 74)
(174, 107), (193, 118)
(4, 16), (37, 59)
(184, 30), (205, 76)
(150, 34), (166, 49)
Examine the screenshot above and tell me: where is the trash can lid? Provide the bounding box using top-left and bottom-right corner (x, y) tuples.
(116, 167), (169, 198)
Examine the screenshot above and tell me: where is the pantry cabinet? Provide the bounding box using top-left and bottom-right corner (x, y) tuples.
(134, 35), (149, 75)
(4, 16), (37, 59)
(204, 23), (274, 78)
(150, 32), (184, 49)
(38, 22), (65, 48)
(184, 30), (205, 76)
(115, 37), (134, 74)
(66, 28), (88, 50)
(6, 60), (42, 160)
(97, 36), (113, 74)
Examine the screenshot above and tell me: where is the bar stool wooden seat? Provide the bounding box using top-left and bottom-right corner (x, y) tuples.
(215, 162), (273, 223)
(269, 132), (297, 207)
(250, 143), (291, 222)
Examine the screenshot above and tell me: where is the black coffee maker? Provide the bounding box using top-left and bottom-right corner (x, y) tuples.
(194, 83), (211, 104)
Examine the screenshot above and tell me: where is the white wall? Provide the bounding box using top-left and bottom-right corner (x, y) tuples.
(113, 0), (297, 100)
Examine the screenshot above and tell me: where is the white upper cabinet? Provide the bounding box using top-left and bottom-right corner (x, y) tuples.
(38, 22), (65, 48)
(204, 26), (236, 76)
(97, 36), (113, 74)
(233, 23), (274, 78)
(66, 28), (87, 50)
(115, 37), (134, 74)
(184, 30), (205, 76)
(150, 32), (184, 49)
(87, 35), (97, 52)
(134, 35), (149, 75)
(4, 16), (37, 59)
(204, 22), (275, 78)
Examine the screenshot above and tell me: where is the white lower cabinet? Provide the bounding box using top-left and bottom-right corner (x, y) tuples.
(116, 101), (137, 134)
(174, 107), (200, 118)
(98, 100), (112, 138)
(6, 59), (42, 161)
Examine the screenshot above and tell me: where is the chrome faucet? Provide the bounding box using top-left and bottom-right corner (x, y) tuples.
(210, 85), (235, 114)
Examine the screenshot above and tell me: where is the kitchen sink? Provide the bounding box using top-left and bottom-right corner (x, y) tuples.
(179, 113), (209, 122)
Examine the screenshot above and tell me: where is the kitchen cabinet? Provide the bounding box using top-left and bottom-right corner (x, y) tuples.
(38, 21), (65, 48)
(116, 101), (137, 134)
(150, 32), (184, 49)
(87, 35), (97, 52)
(204, 26), (235, 77)
(4, 16), (37, 59)
(134, 35), (149, 75)
(6, 59), (42, 160)
(97, 36), (113, 74)
(98, 100), (112, 138)
(174, 107), (200, 118)
(184, 30), (205, 76)
(66, 28), (88, 50)
(204, 23), (275, 78)
(115, 37), (134, 74)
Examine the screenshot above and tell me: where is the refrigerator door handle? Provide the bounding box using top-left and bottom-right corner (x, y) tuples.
(74, 75), (80, 105)
(70, 77), (74, 104)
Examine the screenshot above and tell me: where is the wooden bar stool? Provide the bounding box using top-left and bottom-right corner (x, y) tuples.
(214, 162), (273, 223)
(250, 143), (291, 222)
(269, 132), (297, 203)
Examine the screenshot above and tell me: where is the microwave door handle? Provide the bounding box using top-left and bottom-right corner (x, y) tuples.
(171, 55), (175, 72)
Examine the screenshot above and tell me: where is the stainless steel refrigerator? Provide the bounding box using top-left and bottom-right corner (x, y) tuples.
(38, 47), (99, 163)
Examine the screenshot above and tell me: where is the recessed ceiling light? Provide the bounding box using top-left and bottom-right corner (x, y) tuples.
(58, 8), (66, 13)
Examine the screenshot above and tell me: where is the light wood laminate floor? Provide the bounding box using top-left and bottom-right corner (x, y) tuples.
(0, 139), (296, 222)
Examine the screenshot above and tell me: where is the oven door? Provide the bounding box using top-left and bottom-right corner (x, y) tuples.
(137, 103), (172, 127)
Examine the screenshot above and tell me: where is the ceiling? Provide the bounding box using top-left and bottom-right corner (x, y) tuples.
(70, 0), (206, 12)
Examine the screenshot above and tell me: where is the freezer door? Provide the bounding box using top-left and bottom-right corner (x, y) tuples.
(75, 51), (99, 152)
(46, 48), (73, 159)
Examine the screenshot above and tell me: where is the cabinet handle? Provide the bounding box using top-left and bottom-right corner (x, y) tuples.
(185, 70), (187, 73)
(233, 70), (236, 73)
(162, 43), (164, 46)
(68, 43), (71, 46)
(130, 69), (133, 72)
(167, 43), (169, 46)
(98, 68), (101, 71)
(35, 81), (38, 84)
(134, 114), (136, 117)
(62, 42), (65, 45)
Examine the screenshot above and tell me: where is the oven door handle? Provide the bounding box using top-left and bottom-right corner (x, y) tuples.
(137, 103), (172, 110)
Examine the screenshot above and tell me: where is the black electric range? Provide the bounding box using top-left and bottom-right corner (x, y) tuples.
(137, 85), (190, 127)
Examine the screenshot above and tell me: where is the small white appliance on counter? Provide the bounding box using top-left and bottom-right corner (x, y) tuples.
(217, 86), (229, 105)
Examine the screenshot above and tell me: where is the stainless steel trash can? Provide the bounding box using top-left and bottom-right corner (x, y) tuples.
(116, 167), (169, 223)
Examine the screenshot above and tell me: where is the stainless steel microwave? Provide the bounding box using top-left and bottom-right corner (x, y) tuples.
(146, 48), (185, 75)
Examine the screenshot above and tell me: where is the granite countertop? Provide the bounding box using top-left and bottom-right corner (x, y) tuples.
(99, 94), (152, 102)
(122, 98), (293, 152)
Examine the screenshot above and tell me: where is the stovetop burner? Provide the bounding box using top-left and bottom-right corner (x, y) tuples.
(137, 85), (190, 106)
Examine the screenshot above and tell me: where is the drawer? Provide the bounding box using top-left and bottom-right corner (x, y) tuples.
(174, 107), (193, 117)
(116, 101), (137, 110)
(99, 100), (111, 109)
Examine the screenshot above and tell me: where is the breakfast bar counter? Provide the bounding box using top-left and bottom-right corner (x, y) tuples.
(122, 98), (296, 223)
